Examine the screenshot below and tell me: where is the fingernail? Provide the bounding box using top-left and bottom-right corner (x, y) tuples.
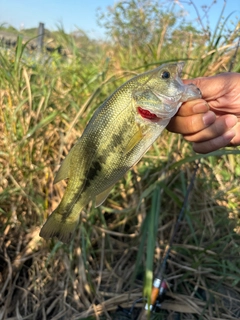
(202, 111), (216, 126)
(225, 115), (238, 128)
(193, 103), (209, 113)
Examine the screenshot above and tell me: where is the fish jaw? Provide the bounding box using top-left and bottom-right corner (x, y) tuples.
(181, 83), (202, 102)
(175, 61), (202, 102)
(133, 62), (202, 122)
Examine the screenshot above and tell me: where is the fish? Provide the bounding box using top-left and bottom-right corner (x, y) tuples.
(40, 62), (202, 243)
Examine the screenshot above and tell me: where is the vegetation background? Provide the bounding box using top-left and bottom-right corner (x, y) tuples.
(0, 0), (240, 319)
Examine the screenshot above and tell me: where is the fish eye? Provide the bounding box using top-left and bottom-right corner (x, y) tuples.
(161, 71), (170, 79)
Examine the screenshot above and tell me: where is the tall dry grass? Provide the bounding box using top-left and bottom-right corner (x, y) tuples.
(0, 2), (240, 319)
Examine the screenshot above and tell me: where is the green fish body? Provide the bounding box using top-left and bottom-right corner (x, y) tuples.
(40, 62), (201, 243)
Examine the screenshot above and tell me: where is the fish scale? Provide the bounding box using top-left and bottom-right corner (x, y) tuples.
(40, 62), (202, 243)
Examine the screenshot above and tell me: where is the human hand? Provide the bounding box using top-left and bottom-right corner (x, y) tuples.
(167, 72), (240, 153)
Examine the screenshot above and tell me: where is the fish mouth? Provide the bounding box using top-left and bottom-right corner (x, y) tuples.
(137, 107), (162, 122)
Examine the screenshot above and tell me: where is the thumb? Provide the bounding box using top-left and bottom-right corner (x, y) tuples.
(183, 73), (234, 100)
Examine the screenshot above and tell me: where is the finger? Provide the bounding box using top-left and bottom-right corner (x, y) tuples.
(193, 129), (236, 154)
(183, 73), (239, 101)
(176, 99), (209, 117)
(183, 114), (238, 142)
(167, 110), (216, 134)
(229, 122), (240, 146)
(183, 77), (222, 100)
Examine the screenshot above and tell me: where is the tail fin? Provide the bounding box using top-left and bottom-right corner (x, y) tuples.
(39, 211), (78, 243)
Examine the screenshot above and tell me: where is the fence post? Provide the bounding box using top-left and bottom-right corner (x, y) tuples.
(37, 22), (44, 54)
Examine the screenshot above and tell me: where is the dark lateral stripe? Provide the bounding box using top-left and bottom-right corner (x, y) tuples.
(60, 114), (135, 221)
(60, 176), (89, 222)
(61, 189), (83, 222)
(83, 160), (102, 190)
(61, 160), (103, 222)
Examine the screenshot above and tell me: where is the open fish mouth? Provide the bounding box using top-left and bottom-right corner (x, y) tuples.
(136, 90), (183, 121)
(136, 81), (202, 122)
(137, 106), (161, 121)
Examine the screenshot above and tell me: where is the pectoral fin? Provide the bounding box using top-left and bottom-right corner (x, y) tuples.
(95, 185), (114, 207)
(124, 126), (144, 155)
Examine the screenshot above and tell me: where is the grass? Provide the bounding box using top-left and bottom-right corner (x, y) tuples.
(0, 1), (240, 319)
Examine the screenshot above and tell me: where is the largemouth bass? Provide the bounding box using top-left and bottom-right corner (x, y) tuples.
(40, 62), (201, 243)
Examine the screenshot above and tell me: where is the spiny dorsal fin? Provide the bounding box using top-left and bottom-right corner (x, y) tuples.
(95, 185), (114, 208)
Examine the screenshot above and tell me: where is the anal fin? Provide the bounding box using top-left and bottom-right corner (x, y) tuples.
(95, 185), (114, 208)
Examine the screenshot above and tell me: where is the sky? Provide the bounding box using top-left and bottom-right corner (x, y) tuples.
(0, 0), (239, 39)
